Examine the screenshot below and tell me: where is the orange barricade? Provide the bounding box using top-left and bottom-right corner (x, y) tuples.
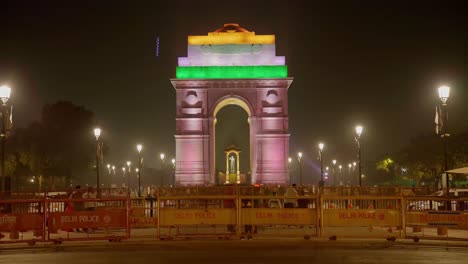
(0, 199), (45, 245)
(48, 209), (127, 231)
(46, 197), (129, 242)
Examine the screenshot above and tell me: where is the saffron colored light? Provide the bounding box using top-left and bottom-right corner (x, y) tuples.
(188, 32), (275, 45)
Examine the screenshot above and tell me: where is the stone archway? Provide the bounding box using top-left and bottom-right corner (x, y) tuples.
(171, 24), (293, 186)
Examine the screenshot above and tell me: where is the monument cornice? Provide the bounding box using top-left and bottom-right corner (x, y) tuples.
(171, 78), (293, 90)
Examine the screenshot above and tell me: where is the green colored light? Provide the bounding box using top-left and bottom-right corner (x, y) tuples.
(176, 66), (288, 79)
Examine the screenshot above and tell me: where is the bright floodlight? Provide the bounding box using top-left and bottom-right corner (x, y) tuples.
(353, 162), (357, 166)
(126, 161), (131, 166)
(332, 159), (337, 165)
(171, 158), (176, 165)
(137, 144), (143, 153)
(0, 85), (11, 103)
(326, 166), (329, 171)
(297, 152), (303, 159)
(339, 165), (342, 169)
(438, 85), (450, 104)
(355, 125), (363, 137)
(288, 157), (292, 163)
(122, 167), (126, 172)
(107, 164), (110, 169)
(160, 153), (165, 161)
(112, 165), (115, 170)
(318, 143), (324, 151)
(94, 128), (101, 140)
(348, 163), (352, 168)
(135, 168), (139, 172)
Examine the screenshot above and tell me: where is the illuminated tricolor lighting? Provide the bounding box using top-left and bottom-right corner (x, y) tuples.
(188, 32), (275, 45)
(176, 66), (287, 79)
(176, 23), (287, 79)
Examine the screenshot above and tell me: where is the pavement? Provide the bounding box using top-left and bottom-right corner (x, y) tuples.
(1, 228), (467, 252)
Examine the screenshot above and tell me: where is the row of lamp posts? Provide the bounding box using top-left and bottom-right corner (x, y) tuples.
(0, 84), (451, 196)
(93, 127), (176, 197)
(289, 125), (364, 187)
(288, 85), (450, 191)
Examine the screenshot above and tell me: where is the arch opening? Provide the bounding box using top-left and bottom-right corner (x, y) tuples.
(213, 97), (252, 185)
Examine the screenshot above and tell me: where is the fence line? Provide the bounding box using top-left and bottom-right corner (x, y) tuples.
(0, 187), (467, 244)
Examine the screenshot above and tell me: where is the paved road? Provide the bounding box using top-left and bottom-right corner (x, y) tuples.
(1, 240), (467, 264)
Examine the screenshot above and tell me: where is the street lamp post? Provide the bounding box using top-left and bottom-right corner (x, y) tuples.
(438, 85), (450, 197)
(288, 157), (292, 185)
(318, 143), (324, 188)
(0, 85), (11, 195)
(30, 176), (36, 193)
(126, 161), (131, 173)
(122, 167), (126, 188)
(171, 158), (176, 186)
(93, 128), (101, 197)
(348, 163), (352, 185)
(325, 166), (329, 185)
(160, 153), (165, 187)
(297, 152), (303, 185)
(332, 159), (337, 186)
(355, 125), (363, 186)
(338, 165), (342, 185)
(106, 164), (111, 187)
(137, 144), (142, 197)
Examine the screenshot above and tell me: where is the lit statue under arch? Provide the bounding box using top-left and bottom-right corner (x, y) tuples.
(225, 144), (241, 184)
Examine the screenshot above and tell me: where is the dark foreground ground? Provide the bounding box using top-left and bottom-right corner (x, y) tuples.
(1, 239), (467, 264)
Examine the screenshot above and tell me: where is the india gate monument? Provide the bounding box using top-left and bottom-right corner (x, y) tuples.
(171, 23), (293, 186)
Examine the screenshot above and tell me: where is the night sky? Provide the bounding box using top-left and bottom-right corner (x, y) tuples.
(2, 1), (467, 183)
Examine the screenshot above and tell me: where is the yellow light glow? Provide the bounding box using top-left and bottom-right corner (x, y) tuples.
(188, 32), (275, 45)
(213, 97), (252, 117)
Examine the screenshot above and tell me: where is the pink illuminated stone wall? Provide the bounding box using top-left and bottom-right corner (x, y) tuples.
(171, 79), (293, 185)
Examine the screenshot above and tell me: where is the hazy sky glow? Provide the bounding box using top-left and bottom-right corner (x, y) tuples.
(2, 1), (467, 183)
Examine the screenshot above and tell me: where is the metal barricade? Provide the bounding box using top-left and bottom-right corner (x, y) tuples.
(128, 197), (158, 238)
(157, 195), (238, 240)
(321, 196), (403, 239)
(46, 197), (129, 242)
(0, 198), (46, 245)
(404, 196), (468, 241)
